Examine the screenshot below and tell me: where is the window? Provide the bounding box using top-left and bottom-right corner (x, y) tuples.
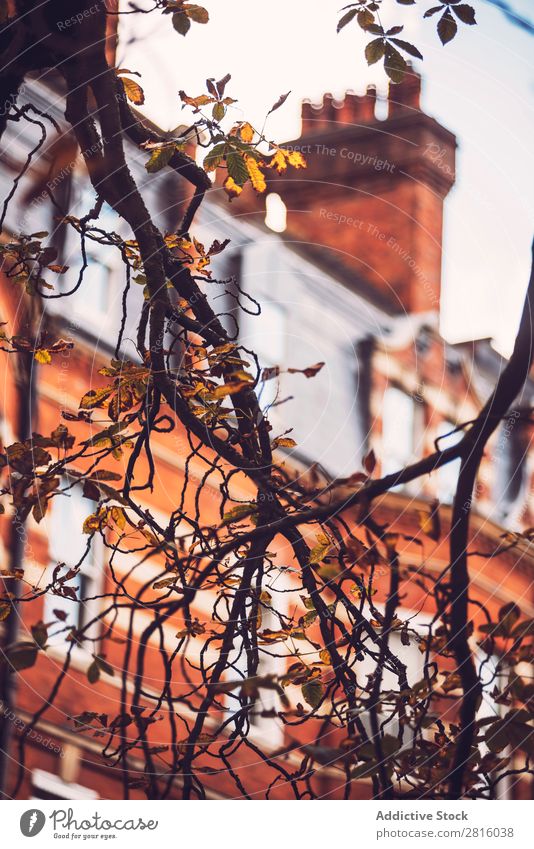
(437, 420), (462, 504)
(493, 415), (528, 525)
(239, 299), (287, 417)
(31, 768), (98, 801)
(43, 482), (103, 638)
(67, 187), (117, 324)
(381, 385), (415, 476)
(67, 254), (111, 324)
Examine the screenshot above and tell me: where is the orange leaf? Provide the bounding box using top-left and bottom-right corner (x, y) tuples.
(120, 76), (145, 106)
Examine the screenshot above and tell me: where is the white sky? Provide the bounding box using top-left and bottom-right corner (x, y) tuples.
(119, 0), (534, 355)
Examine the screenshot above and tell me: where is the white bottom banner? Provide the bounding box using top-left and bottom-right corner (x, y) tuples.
(2, 800), (533, 848)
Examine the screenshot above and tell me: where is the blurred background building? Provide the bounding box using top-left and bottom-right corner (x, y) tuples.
(0, 19), (533, 800)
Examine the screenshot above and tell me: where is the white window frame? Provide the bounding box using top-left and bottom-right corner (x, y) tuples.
(31, 768), (98, 800)
(43, 480), (105, 644)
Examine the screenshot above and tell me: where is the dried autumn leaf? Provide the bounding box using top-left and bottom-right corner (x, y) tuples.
(272, 436), (297, 450)
(288, 362), (324, 379)
(184, 4), (209, 24)
(83, 512), (102, 534)
(239, 122), (254, 143)
(222, 503), (258, 525)
(223, 176), (243, 200)
(79, 387), (113, 410)
(245, 156), (267, 193)
(145, 145), (175, 173)
(120, 76), (145, 106)
(34, 349), (51, 365)
(268, 91), (291, 115)
(309, 533), (332, 565)
(302, 678), (324, 709)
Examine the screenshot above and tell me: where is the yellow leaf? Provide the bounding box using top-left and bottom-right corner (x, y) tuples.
(287, 150), (306, 169)
(110, 506), (127, 531)
(245, 155), (267, 193)
(223, 176), (243, 200)
(309, 533), (332, 565)
(239, 122), (254, 143)
(83, 512), (102, 534)
(34, 349), (51, 365)
(222, 503), (257, 524)
(269, 149), (288, 173)
(120, 76), (145, 106)
(79, 387), (113, 410)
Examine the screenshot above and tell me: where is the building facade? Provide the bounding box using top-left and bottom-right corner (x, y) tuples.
(1, 56), (533, 799)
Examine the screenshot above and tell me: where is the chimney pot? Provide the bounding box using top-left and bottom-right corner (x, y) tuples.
(388, 67), (421, 117)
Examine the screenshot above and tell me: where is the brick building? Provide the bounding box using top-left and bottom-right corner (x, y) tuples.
(1, 45), (533, 800)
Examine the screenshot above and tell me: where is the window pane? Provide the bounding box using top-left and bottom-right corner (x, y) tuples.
(49, 486), (93, 568)
(381, 386), (415, 475)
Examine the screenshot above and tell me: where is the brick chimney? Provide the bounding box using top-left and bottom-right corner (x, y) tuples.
(260, 70), (457, 314)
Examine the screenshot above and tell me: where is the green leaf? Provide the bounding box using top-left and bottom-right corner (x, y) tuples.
(172, 11), (191, 35)
(437, 10), (457, 44)
(384, 44), (408, 83)
(365, 38), (386, 66)
(226, 152), (249, 187)
(337, 8), (357, 33)
(212, 101), (226, 121)
(222, 502), (257, 524)
(302, 678), (324, 709)
(145, 145), (175, 173)
(203, 142), (227, 172)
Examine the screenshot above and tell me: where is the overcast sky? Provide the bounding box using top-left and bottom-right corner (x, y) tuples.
(120, 0), (534, 355)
